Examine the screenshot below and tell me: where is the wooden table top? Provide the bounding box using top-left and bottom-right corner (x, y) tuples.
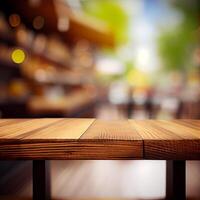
(0, 119), (199, 160)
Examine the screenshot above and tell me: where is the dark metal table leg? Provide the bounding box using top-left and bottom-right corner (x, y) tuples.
(33, 160), (51, 200)
(166, 160), (186, 200)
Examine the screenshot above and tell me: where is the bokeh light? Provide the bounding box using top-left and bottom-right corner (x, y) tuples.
(57, 17), (69, 32)
(33, 16), (45, 30)
(11, 49), (26, 64)
(9, 14), (21, 27)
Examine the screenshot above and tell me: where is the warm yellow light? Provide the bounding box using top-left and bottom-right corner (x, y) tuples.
(11, 49), (26, 64)
(9, 14), (21, 27)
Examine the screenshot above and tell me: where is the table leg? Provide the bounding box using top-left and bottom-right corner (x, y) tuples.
(33, 160), (51, 200)
(166, 160), (186, 200)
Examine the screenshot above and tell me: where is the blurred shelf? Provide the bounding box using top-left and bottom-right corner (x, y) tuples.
(0, 61), (22, 81)
(0, 32), (16, 46)
(32, 79), (92, 86)
(0, 99), (28, 118)
(0, 0), (103, 118)
(27, 90), (97, 115)
(2, 0), (115, 47)
(0, 96), (29, 108)
(27, 72), (94, 86)
(0, 35), (72, 70)
(27, 50), (71, 70)
(55, 0), (115, 47)
(0, 60), (19, 69)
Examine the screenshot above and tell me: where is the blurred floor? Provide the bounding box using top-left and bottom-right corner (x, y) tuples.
(51, 160), (166, 199)
(0, 160), (200, 200)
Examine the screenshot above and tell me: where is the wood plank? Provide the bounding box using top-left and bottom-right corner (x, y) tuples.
(152, 120), (200, 139)
(129, 120), (182, 140)
(0, 119), (142, 159)
(143, 139), (200, 160)
(23, 118), (94, 140)
(0, 140), (142, 160)
(129, 120), (200, 159)
(182, 119), (200, 126)
(174, 120), (200, 129)
(81, 120), (143, 159)
(0, 118), (95, 159)
(0, 119), (62, 139)
(0, 119), (30, 128)
(0, 119), (200, 160)
(82, 120), (141, 140)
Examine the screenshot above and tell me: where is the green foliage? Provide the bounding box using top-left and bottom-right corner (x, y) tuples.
(124, 60), (134, 77)
(158, 1), (199, 71)
(159, 24), (192, 71)
(81, 0), (129, 44)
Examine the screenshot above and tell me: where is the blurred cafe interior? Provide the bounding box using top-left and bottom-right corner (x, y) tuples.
(0, 0), (200, 199)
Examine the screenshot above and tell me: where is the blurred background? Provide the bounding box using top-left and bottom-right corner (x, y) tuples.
(0, 0), (200, 199)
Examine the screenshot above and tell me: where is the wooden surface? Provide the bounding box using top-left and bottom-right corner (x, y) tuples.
(0, 119), (199, 160)
(129, 120), (200, 159)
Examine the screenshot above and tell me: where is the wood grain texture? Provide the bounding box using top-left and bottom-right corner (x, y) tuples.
(23, 118), (95, 140)
(174, 120), (200, 129)
(81, 120), (141, 140)
(0, 119), (200, 160)
(129, 120), (200, 159)
(0, 118), (96, 159)
(81, 120), (143, 159)
(0, 119), (62, 139)
(0, 119), (142, 159)
(0, 140), (142, 160)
